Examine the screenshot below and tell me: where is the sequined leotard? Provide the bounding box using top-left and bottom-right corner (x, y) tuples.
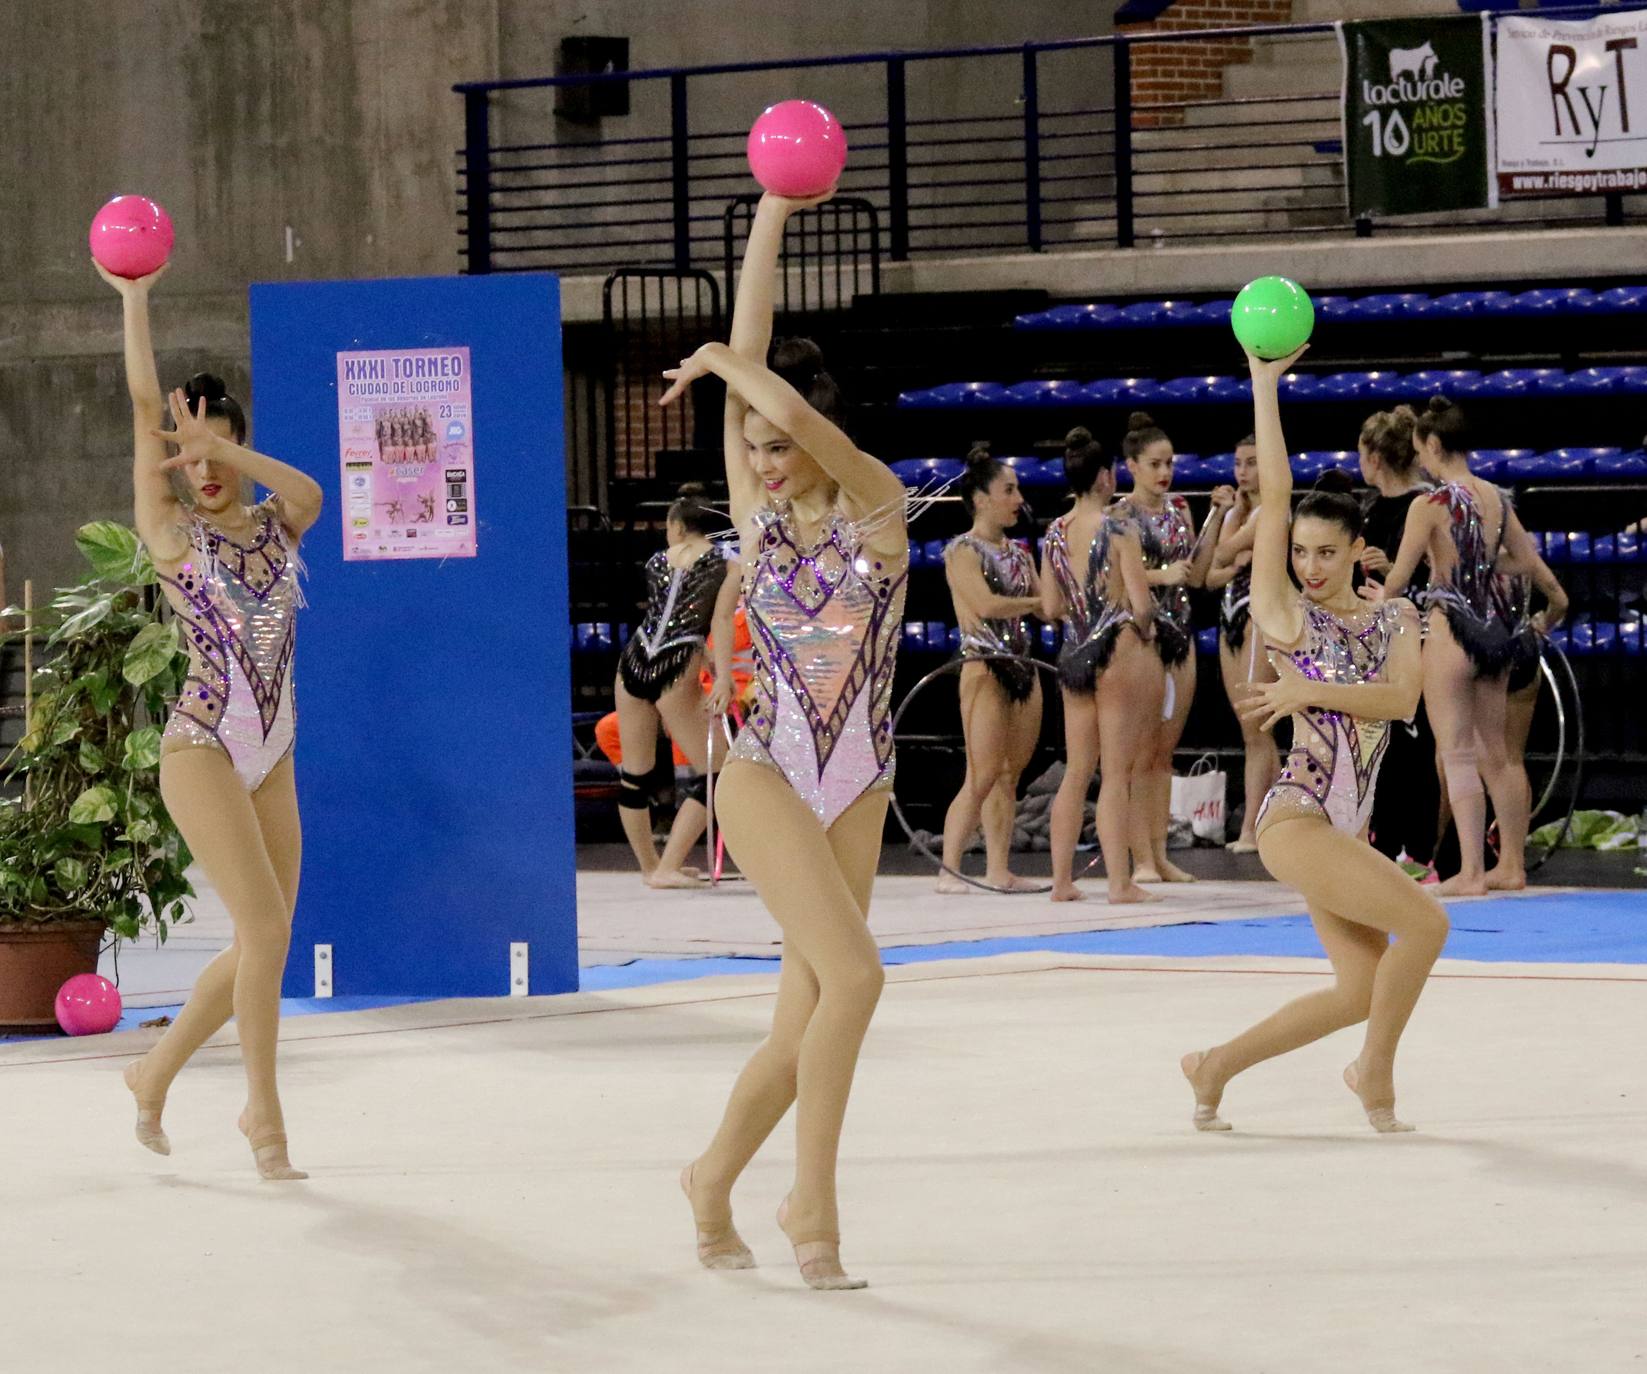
(727, 504), (907, 828)
(1255, 597), (1416, 837)
(1220, 561), (1253, 652)
(944, 532), (1037, 703)
(617, 545), (730, 702)
(1114, 495), (1194, 665)
(1044, 512), (1137, 694)
(159, 501), (301, 793)
(1423, 481), (1522, 676)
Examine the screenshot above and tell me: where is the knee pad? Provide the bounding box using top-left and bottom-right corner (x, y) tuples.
(1440, 750), (1483, 802)
(681, 774), (708, 807)
(616, 769), (652, 810)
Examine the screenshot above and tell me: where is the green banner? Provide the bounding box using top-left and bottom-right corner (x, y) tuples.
(1340, 16), (1493, 217)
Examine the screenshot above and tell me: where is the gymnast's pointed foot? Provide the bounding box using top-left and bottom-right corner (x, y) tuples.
(681, 1163), (755, 1270)
(1181, 1049), (1232, 1132)
(778, 1195), (867, 1291)
(239, 1108), (308, 1180)
(123, 1057), (170, 1156)
(1344, 1061), (1414, 1134)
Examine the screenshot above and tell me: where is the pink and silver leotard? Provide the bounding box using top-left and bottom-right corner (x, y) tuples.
(727, 503), (907, 828)
(159, 501), (301, 792)
(1255, 597), (1415, 837)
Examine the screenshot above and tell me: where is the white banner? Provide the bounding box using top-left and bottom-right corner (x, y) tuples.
(1496, 10), (1647, 197)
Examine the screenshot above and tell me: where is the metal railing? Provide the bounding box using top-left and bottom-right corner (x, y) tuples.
(454, 6), (1640, 277)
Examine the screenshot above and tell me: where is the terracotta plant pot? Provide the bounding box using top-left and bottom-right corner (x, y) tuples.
(0, 921), (105, 1031)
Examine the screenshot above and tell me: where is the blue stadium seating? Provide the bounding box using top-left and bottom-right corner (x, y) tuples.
(900, 365), (1647, 412)
(1012, 283), (1647, 333)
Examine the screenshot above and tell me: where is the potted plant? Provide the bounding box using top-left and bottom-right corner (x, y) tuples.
(0, 521), (194, 1029)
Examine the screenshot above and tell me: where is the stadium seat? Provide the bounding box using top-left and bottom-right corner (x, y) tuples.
(1344, 292), (1431, 320)
(1292, 452), (1335, 480)
(1404, 369), (1481, 399)
(1206, 376), (1253, 403)
(1469, 450), (1514, 481)
(1201, 452), (1237, 484)
(1040, 624), (1060, 651)
(892, 456), (965, 488)
(1507, 286), (1594, 315)
(1081, 377), (1157, 404)
(1196, 627), (1219, 655)
(1157, 375), (1218, 402)
(1172, 457), (1209, 486)
(1193, 299), (1234, 324)
(1429, 289), (1505, 317)
(902, 622), (928, 651)
(1594, 285), (1647, 312)
(1469, 368), (1564, 397)
(1278, 372), (1323, 399)
(1000, 455), (1059, 489)
(1505, 450), (1599, 481)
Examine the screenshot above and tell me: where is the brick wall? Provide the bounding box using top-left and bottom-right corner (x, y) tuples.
(1119, 2), (1296, 128)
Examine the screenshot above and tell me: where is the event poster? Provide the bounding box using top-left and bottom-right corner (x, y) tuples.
(1496, 10), (1647, 198)
(335, 346), (477, 561)
(1340, 16), (1495, 217)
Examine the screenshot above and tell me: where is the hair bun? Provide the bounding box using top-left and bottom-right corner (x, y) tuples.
(770, 336), (824, 386)
(185, 371), (229, 403)
(1312, 468), (1357, 495)
(1426, 394), (1453, 415)
(965, 440), (993, 465)
(1126, 410), (1156, 433)
(1063, 425), (1093, 450)
(676, 480), (707, 498)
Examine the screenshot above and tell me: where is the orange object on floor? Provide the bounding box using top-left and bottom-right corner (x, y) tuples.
(594, 712), (689, 769)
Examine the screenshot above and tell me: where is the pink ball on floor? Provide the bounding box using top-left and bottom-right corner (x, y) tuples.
(89, 195), (175, 279)
(747, 100), (847, 198)
(55, 974), (123, 1036)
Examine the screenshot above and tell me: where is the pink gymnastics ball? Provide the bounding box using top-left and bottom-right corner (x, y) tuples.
(55, 973), (123, 1037)
(747, 100), (848, 198)
(89, 195), (175, 279)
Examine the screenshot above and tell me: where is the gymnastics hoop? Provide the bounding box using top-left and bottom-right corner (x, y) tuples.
(1525, 642), (1585, 874)
(888, 652), (1103, 896)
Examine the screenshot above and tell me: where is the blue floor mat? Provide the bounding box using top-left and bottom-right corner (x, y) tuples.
(7, 893), (1639, 1044)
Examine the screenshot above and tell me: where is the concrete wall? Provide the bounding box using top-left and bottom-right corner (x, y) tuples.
(1, 0), (1117, 596)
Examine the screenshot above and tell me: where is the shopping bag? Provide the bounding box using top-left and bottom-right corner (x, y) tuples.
(1170, 754), (1227, 844)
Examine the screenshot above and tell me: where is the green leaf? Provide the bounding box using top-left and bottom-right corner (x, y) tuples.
(122, 726), (164, 772)
(50, 594), (116, 644)
(67, 785), (117, 825)
(124, 818), (160, 845)
(110, 912), (141, 940)
(53, 857), (90, 892)
(64, 823), (104, 848)
(76, 521), (146, 581)
(123, 621), (180, 686)
(79, 740), (106, 774)
(49, 714), (82, 747)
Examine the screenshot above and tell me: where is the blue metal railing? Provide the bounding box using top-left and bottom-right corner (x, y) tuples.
(454, 5), (1643, 276)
